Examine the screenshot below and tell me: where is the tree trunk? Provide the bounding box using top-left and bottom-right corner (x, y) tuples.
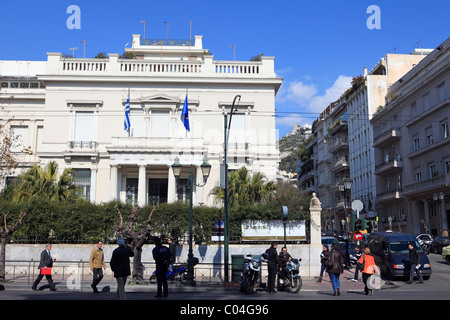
(0, 236), (7, 280)
(132, 247), (144, 283)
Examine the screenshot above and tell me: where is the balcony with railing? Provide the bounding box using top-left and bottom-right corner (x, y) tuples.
(403, 173), (450, 197)
(376, 188), (403, 203)
(375, 157), (403, 175)
(44, 52), (277, 79)
(331, 156), (349, 173)
(373, 127), (401, 148)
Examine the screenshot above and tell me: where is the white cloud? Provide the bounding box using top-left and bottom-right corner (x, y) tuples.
(275, 74), (352, 136)
(278, 75), (352, 113)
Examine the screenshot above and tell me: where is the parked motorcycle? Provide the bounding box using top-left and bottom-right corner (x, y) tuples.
(149, 257), (199, 284)
(277, 258), (303, 293)
(418, 239), (431, 255)
(239, 253), (261, 294)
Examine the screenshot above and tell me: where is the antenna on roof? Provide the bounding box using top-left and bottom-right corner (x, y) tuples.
(412, 40), (422, 49)
(69, 47), (79, 58)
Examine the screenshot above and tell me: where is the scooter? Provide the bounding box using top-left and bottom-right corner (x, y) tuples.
(418, 239), (431, 255)
(277, 258), (303, 293)
(149, 257), (199, 284)
(239, 253), (261, 294)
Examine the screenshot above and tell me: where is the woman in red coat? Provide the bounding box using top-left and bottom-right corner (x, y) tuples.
(358, 247), (380, 295)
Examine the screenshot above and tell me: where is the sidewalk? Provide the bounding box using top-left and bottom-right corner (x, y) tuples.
(1, 269), (366, 294)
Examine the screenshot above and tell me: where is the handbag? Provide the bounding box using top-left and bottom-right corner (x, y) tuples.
(40, 267), (52, 275)
(356, 254), (365, 271)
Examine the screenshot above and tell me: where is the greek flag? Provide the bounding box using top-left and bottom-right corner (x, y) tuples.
(124, 90), (131, 135)
(181, 94), (190, 132)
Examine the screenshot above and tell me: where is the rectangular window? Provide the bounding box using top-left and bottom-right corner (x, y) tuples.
(11, 125), (29, 152)
(422, 93), (430, 111)
(437, 83), (446, 102)
(126, 178), (138, 206)
(410, 101), (417, 115)
(429, 164), (437, 178)
(36, 126), (43, 153)
(129, 108), (144, 137)
(425, 127), (433, 145)
(228, 113), (246, 149)
(73, 169), (91, 201)
(415, 172), (422, 182)
(74, 111), (94, 142)
(151, 110), (169, 138)
(441, 121), (449, 139)
(445, 159), (450, 174)
(412, 136), (420, 151)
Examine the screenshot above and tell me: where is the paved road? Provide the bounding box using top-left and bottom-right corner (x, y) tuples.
(1, 253), (448, 302)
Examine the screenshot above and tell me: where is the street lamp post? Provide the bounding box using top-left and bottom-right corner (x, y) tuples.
(337, 178), (352, 268)
(172, 157), (211, 286)
(223, 94), (241, 285)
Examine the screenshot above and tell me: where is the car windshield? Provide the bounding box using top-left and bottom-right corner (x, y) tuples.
(322, 238), (338, 244)
(389, 241), (423, 254)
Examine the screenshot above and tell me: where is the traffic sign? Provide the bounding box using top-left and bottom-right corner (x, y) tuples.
(354, 232), (364, 241)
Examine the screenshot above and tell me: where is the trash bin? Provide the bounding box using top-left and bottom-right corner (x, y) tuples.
(231, 254), (244, 282)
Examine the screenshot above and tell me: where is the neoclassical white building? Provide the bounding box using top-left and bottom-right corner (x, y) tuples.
(0, 34), (282, 207)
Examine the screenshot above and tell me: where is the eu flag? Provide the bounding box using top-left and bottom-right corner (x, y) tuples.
(181, 94), (190, 132)
(124, 92), (131, 134)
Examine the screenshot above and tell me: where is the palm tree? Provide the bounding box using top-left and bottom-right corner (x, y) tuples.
(210, 167), (275, 208)
(11, 161), (78, 203)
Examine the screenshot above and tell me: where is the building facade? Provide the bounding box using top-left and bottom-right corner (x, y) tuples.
(371, 38), (450, 235)
(347, 52), (427, 229)
(0, 34), (282, 207)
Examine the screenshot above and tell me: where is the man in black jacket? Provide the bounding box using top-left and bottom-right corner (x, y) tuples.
(265, 242), (281, 293)
(32, 243), (56, 291)
(407, 243), (423, 284)
(110, 238), (134, 300)
(153, 237), (172, 297)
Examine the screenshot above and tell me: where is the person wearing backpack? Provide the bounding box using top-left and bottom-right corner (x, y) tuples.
(406, 243), (423, 284)
(152, 237), (172, 297)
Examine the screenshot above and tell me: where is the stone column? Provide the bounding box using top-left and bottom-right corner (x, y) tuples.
(167, 165), (176, 203)
(109, 165), (118, 201)
(90, 167), (97, 203)
(138, 165), (146, 207)
(309, 193), (322, 277)
(195, 165), (204, 205)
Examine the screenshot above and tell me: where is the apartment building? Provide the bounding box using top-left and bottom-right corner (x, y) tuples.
(347, 52), (427, 228)
(0, 34), (282, 207)
(371, 38), (450, 234)
(301, 51), (428, 234)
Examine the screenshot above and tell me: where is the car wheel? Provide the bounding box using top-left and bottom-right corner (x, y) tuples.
(446, 256), (450, 265)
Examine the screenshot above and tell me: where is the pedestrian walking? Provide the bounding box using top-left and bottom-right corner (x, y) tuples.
(352, 245), (362, 282)
(317, 245), (330, 282)
(152, 237), (172, 298)
(406, 243), (423, 284)
(358, 247), (380, 295)
(327, 243), (344, 296)
(32, 243), (56, 291)
(167, 237), (176, 273)
(110, 238), (134, 300)
(89, 240), (106, 293)
(265, 242), (282, 293)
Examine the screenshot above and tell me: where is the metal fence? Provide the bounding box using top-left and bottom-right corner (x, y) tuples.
(2, 260), (270, 286)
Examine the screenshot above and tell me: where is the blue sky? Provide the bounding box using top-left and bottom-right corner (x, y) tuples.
(1, 0), (449, 137)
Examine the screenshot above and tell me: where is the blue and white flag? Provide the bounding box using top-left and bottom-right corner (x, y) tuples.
(181, 94), (190, 132)
(124, 90), (131, 135)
